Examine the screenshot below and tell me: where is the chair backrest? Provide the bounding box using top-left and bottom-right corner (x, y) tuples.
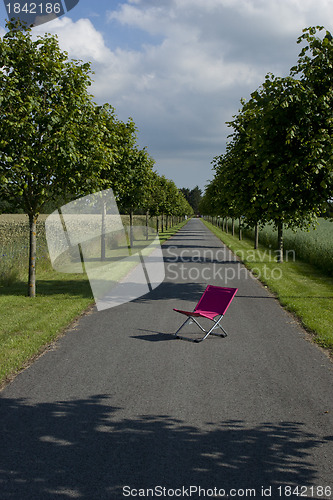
(195, 285), (238, 316)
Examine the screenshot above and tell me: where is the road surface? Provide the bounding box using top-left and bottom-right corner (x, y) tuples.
(1, 218), (332, 499)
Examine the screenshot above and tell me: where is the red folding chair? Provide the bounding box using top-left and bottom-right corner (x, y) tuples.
(173, 285), (238, 343)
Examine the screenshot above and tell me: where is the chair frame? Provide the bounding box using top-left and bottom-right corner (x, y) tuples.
(172, 285), (238, 343)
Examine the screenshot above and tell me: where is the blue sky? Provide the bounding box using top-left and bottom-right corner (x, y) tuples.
(1, 1), (333, 191)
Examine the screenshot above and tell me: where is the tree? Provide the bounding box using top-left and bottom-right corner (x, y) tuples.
(189, 186), (202, 214)
(162, 178), (186, 229)
(180, 186), (202, 214)
(148, 175), (169, 233)
(117, 147), (155, 247)
(199, 179), (221, 220)
(173, 189), (193, 221)
(96, 104), (139, 197)
(0, 21), (102, 296)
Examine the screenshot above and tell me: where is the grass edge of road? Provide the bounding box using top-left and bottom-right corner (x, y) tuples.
(203, 220), (333, 356)
(0, 220), (189, 389)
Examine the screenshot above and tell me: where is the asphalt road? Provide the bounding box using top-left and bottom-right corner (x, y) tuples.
(1, 218), (332, 499)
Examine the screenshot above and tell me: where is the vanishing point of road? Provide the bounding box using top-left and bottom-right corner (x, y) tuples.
(1, 218), (332, 499)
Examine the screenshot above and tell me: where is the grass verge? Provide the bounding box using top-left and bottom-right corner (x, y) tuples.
(0, 220), (188, 388)
(203, 220), (333, 354)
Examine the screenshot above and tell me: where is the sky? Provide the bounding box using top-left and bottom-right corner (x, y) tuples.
(1, 0), (333, 192)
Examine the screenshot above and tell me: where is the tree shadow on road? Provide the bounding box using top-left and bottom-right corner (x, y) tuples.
(133, 281), (206, 305)
(0, 394), (331, 499)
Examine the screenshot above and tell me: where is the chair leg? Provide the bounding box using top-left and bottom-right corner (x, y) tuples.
(173, 317), (191, 337)
(173, 315), (227, 343)
(209, 316), (228, 338)
(195, 318), (226, 342)
(173, 316), (205, 342)
(191, 317), (207, 333)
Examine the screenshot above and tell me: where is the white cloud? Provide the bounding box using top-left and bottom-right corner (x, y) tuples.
(108, 4), (174, 37)
(18, 1), (333, 189)
(34, 17), (110, 64)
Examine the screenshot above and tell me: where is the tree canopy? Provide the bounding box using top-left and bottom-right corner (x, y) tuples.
(180, 186), (202, 214)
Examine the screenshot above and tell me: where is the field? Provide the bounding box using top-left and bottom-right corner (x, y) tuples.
(230, 218), (333, 275)
(0, 213), (171, 286)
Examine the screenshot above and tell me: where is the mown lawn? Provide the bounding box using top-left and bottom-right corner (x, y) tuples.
(204, 220), (333, 354)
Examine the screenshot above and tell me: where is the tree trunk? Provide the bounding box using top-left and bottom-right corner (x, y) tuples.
(254, 224), (259, 250)
(232, 218), (235, 236)
(161, 214), (164, 233)
(226, 217), (229, 234)
(156, 216), (159, 234)
(28, 213), (37, 297)
(146, 210), (149, 240)
(129, 210), (134, 248)
(277, 222), (283, 263)
(238, 217), (242, 241)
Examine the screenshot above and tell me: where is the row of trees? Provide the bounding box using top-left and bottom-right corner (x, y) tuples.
(200, 26), (333, 261)
(0, 20), (192, 296)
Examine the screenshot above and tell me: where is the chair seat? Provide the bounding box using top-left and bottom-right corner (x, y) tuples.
(173, 308), (218, 320)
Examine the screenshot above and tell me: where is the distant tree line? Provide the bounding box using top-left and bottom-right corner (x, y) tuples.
(0, 20), (193, 296)
(200, 26), (333, 261)
(180, 186), (202, 215)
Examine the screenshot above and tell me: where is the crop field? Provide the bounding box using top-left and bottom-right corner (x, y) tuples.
(231, 218), (333, 276)
(0, 214), (165, 286)
(0, 215), (48, 285)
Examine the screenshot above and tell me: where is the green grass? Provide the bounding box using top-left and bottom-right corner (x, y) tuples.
(0, 218), (188, 387)
(204, 220), (333, 353)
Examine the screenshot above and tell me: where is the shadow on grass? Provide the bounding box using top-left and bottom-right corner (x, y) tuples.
(0, 394), (331, 499)
(0, 278), (93, 299)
